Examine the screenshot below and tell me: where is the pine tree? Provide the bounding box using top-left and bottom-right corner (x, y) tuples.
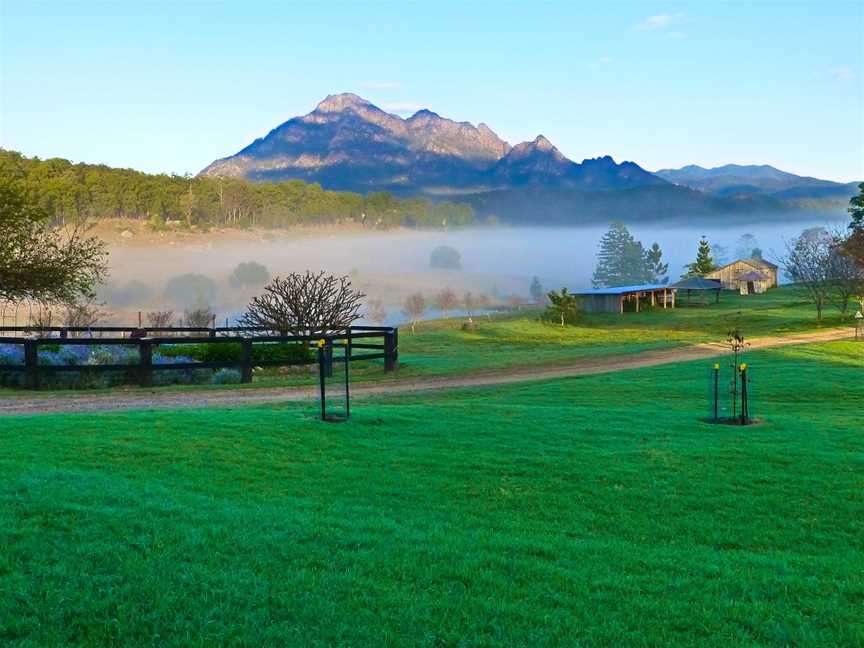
(683, 236), (717, 278)
(592, 222), (654, 287)
(848, 182), (864, 232)
(544, 288), (580, 326)
(529, 276), (544, 304)
(646, 242), (668, 284)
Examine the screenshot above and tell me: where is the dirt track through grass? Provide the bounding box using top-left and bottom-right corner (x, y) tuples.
(0, 328), (852, 416)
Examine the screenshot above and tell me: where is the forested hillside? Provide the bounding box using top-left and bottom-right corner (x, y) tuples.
(0, 150), (475, 230)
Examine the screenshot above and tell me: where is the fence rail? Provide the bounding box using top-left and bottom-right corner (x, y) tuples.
(0, 325), (398, 390)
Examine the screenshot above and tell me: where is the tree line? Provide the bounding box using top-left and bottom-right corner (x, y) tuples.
(0, 149), (475, 230)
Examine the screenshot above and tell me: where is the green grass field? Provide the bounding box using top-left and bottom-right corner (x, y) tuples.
(0, 286), (849, 398)
(394, 287), (841, 377)
(2, 340), (862, 646)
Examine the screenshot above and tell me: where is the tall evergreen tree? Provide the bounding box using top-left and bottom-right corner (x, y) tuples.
(848, 182), (864, 232)
(592, 222), (654, 287)
(646, 242), (669, 284)
(529, 276), (544, 304)
(683, 236), (717, 278)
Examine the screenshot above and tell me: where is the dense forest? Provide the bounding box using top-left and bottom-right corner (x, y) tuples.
(0, 150), (476, 230)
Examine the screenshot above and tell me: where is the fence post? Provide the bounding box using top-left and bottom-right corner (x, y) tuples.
(24, 337), (39, 390)
(139, 338), (153, 387)
(324, 340), (334, 378)
(384, 328), (399, 372)
(241, 338), (253, 383)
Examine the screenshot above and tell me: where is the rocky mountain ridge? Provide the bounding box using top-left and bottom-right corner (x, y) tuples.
(201, 93), (663, 194)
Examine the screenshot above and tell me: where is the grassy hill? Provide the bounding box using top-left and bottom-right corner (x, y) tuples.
(1, 340), (861, 645)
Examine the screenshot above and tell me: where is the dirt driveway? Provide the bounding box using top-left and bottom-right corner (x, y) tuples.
(0, 328), (853, 417)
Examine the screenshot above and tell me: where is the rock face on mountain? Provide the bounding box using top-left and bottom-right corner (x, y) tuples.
(656, 164), (857, 199)
(201, 93), (664, 194)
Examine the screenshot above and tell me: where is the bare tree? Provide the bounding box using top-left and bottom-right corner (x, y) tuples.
(29, 304), (54, 330)
(827, 232), (864, 317)
(778, 228), (833, 321)
(240, 271), (365, 335)
(463, 291), (477, 317)
(146, 310), (174, 328)
(476, 294), (492, 319)
(507, 294), (524, 311)
(434, 287), (459, 319)
(365, 298), (387, 325)
(63, 299), (109, 329)
(183, 306), (215, 328)
(844, 229), (864, 267)
(401, 293), (427, 334)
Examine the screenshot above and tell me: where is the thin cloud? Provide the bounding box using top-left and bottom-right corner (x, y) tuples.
(359, 81), (402, 91)
(634, 12), (685, 31)
(830, 67), (855, 82)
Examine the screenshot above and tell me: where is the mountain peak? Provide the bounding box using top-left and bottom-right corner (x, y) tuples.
(532, 135), (555, 151)
(408, 108), (439, 120)
(313, 93), (373, 113)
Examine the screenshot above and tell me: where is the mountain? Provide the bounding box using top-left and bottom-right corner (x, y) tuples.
(655, 164), (858, 201)
(201, 93), (664, 195)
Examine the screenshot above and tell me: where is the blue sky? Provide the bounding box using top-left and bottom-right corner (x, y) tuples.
(1, 1), (862, 181)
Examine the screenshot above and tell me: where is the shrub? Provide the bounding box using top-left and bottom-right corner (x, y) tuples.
(182, 306), (215, 328)
(146, 310), (175, 328)
(156, 341), (311, 365)
(229, 262), (270, 289)
(164, 273), (217, 307)
(104, 280), (152, 308)
(429, 245), (461, 270)
(543, 288), (580, 326)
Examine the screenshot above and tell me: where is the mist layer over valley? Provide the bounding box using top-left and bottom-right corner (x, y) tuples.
(89, 212), (844, 327)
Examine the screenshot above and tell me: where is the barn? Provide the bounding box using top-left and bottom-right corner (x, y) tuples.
(705, 258), (779, 294)
(573, 284), (676, 314)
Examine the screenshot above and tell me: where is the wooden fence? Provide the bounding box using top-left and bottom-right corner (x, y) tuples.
(0, 325), (398, 390)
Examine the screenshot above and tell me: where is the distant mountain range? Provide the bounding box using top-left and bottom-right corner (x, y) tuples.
(202, 93), (858, 223)
(655, 164), (859, 200)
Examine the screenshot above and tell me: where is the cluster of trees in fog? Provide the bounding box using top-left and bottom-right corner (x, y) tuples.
(0, 150), (475, 230)
(592, 222), (669, 287)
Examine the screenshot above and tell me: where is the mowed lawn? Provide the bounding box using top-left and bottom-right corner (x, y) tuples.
(1, 341), (862, 646)
(394, 287), (852, 378)
(270, 286), (855, 383)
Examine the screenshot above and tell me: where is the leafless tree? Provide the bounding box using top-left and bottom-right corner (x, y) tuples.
(434, 287), (459, 319)
(826, 234), (864, 318)
(29, 304), (54, 330)
(476, 293), (492, 319)
(463, 291), (477, 317)
(146, 310), (174, 328)
(63, 299), (109, 329)
(401, 293), (426, 334)
(240, 271), (365, 335)
(183, 306), (215, 328)
(507, 294), (524, 311)
(778, 228), (833, 321)
(365, 298), (387, 325)
(844, 229), (864, 267)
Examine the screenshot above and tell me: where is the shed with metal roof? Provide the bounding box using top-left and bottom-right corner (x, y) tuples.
(572, 284), (676, 314)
